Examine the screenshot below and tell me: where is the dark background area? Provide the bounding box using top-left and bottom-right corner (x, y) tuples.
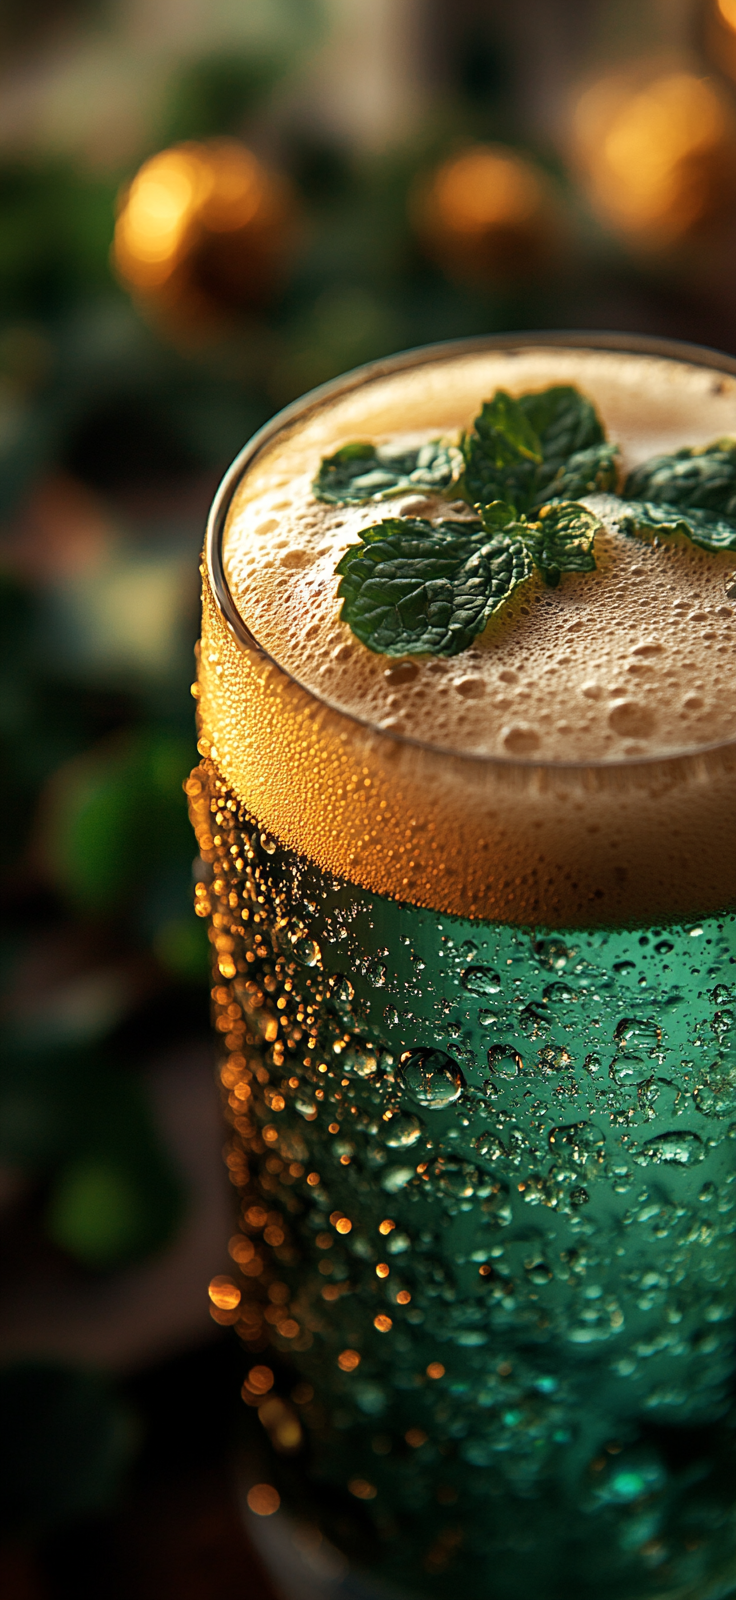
(2, 1), (736, 1594)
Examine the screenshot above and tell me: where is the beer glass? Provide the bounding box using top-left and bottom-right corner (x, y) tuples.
(188, 334), (736, 1600)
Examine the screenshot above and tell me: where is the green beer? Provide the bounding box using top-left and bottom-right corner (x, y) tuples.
(189, 336), (736, 1598)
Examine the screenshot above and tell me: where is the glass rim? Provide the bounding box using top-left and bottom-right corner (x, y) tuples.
(206, 328), (736, 778)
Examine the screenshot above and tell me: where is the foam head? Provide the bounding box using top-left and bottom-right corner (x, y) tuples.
(199, 337), (736, 927)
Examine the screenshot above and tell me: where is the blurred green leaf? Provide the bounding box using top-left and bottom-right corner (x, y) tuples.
(45, 1158), (151, 1269)
(0, 1043), (186, 1267)
(43, 730), (195, 915)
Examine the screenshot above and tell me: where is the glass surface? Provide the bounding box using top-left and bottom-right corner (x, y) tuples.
(189, 335), (736, 1599)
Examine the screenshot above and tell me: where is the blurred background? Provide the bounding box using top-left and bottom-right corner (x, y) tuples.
(3, 0), (736, 1593)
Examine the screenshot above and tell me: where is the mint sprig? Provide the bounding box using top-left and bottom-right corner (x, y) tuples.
(461, 386), (616, 514)
(318, 381), (736, 662)
(313, 439), (462, 505)
(336, 503), (603, 657)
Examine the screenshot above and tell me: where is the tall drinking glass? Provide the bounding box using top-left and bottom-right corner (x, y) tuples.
(187, 335), (736, 1600)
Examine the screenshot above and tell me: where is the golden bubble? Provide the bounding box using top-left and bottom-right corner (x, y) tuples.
(375, 1263), (390, 1279)
(348, 1478), (377, 1500)
(247, 1483), (281, 1516)
(337, 1349), (361, 1372)
(228, 1235), (255, 1263)
(374, 1314), (393, 1333)
(335, 1217), (352, 1235)
(208, 1275), (241, 1310)
(306, 1172), (321, 1187)
(426, 1362), (445, 1380)
(378, 1219), (396, 1235)
(396, 1289), (412, 1305)
(279, 1319), (300, 1339)
(244, 1365), (274, 1395)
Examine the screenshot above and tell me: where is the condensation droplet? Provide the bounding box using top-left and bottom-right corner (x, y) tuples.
(486, 1045), (523, 1081)
(635, 1130), (704, 1167)
(398, 1049), (464, 1109)
(384, 1111), (425, 1148)
(461, 965), (501, 995)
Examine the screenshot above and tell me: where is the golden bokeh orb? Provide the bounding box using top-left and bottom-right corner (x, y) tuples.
(113, 140), (296, 335)
(573, 69), (736, 249)
(413, 144), (562, 287)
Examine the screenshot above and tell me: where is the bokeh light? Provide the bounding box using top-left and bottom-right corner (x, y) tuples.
(246, 1482), (281, 1516)
(573, 70), (736, 250)
(113, 139), (296, 334)
(413, 144), (561, 286)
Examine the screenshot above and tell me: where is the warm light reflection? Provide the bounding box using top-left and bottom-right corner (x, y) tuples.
(574, 71), (736, 246)
(113, 139), (294, 330)
(414, 144), (560, 285)
(718, 0), (736, 31)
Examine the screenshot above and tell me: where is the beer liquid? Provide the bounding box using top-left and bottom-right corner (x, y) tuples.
(191, 343), (736, 1598)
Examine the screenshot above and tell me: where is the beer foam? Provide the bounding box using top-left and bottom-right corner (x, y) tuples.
(223, 347), (736, 764)
(199, 344), (736, 925)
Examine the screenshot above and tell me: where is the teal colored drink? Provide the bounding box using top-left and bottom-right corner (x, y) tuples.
(190, 336), (736, 1597)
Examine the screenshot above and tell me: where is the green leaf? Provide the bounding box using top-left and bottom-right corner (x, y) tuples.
(462, 385), (609, 514)
(546, 442), (619, 502)
(514, 501), (601, 588)
(624, 440), (736, 518)
(610, 498), (736, 554)
(313, 439), (461, 504)
(336, 515), (531, 657)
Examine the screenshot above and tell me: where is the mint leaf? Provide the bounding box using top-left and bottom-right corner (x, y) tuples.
(314, 439), (461, 505)
(462, 385), (609, 514)
(461, 391), (542, 512)
(611, 499), (736, 553)
(624, 440), (736, 518)
(336, 516), (531, 658)
(546, 442), (619, 502)
(479, 500), (601, 588)
(517, 501), (601, 587)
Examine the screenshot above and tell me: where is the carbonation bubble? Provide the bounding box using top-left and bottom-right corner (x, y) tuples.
(259, 831), (277, 855)
(635, 1130), (704, 1166)
(384, 1111), (425, 1148)
(461, 965), (501, 995)
(398, 1049), (464, 1109)
(486, 1045), (523, 1080)
(341, 1045), (380, 1079)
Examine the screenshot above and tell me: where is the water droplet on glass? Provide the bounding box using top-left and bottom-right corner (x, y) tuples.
(398, 1049), (464, 1109)
(548, 1121), (606, 1165)
(635, 1130), (704, 1167)
(532, 938), (572, 971)
(341, 1045), (380, 1079)
(543, 981), (577, 1005)
(693, 1070), (736, 1118)
(486, 1045), (523, 1080)
(461, 965), (501, 995)
(381, 1165), (416, 1192)
(384, 1111), (425, 1148)
(614, 1018), (661, 1052)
